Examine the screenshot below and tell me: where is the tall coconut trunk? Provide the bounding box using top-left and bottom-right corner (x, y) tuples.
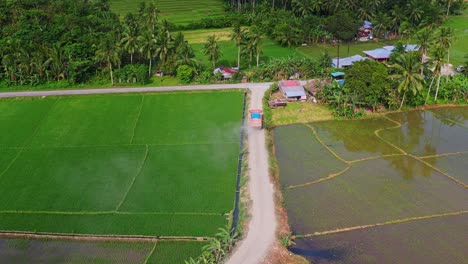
(237, 44), (241, 69)
(434, 74), (442, 101)
(399, 89), (407, 110)
(148, 58), (152, 77)
(109, 63), (114, 85)
(130, 53), (133, 64)
(425, 76), (435, 104)
(256, 51), (260, 68)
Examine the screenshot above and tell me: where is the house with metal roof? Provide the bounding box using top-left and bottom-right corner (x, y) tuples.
(363, 48), (392, 61)
(365, 44), (420, 62)
(332, 55), (367, 68)
(279, 80), (307, 101)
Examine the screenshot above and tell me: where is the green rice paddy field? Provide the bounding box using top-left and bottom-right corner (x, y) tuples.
(274, 106), (468, 263)
(0, 90), (244, 262)
(109, 0), (225, 25)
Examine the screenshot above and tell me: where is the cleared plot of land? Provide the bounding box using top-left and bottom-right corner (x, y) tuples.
(0, 91), (244, 237)
(148, 240), (207, 264)
(381, 110), (468, 156)
(274, 125), (346, 188)
(109, 0), (224, 25)
(311, 118), (400, 161)
(284, 156), (468, 234)
(290, 214), (468, 264)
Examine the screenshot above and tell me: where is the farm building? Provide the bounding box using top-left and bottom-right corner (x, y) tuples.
(358, 20), (373, 38)
(364, 44), (419, 62)
(332, 55), (367, 68)
(279, 80), (307, 101)
(363, 48), (392, 61)
(213, 66), (237, 80)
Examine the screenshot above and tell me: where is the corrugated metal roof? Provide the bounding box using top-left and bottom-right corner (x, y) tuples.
(363, 48), (391, 59)
(332, 55), (367, 68)
(281, 85), (306, 98)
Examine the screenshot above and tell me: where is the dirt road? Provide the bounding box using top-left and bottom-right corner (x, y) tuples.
(226, 84), (276, 264)
(0, 83), (277, 264)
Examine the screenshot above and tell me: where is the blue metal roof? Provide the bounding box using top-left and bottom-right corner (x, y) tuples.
(331, 72), (345, 77)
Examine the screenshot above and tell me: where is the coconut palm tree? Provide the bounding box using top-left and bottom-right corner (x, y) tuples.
(203, 35), (223, 69)
(437, 27), (454, 63)
(230, 23), (246, 70)
(95, 36), (121, 85)
(390, 52), (425, 110)
(138, 31), (158, 77)
(429, 46), (447, 102)
(250, 26), (264, 67)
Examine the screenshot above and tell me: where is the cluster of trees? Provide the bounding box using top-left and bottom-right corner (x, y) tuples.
(0, 0), (198, 86)
(222, 0), (465, 47)
(314, 25), (467, 118)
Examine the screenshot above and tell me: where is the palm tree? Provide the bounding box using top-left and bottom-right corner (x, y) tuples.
(230, 23), (246, 70)
(390, 52), (425, 110)
(250, 27), (264, 67)
(138, 31), (158, 77)
(203, 35), (223, 68)
(121, 13), (140, 64)
(156, 20), (174, 66)
(144, 1), (160, 33)
(429, 47), (447, 102)
(292, 0), (313, 17)
(437, 27), (454, 63)
(95, 36), (121, 85)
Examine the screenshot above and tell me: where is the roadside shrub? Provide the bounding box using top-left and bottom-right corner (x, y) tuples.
(262, 83), (279, 129)
(177, 65), (194, 84)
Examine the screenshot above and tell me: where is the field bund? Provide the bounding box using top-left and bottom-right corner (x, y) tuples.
(0, 90), (244, 237)
(274, 106), (468, 263)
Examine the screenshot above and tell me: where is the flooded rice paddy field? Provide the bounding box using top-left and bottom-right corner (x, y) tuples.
(274, 106), (468, 263)
(290, 214), (468, 264)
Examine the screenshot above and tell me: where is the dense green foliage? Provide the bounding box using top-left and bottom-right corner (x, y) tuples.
(0, 0), (197, 86)
(345, 59), (390, 111)
(0, 91), (244, 236)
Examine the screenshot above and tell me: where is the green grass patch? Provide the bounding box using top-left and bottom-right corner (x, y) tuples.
(443, 11), (468, 66)
(148, 240), (207, 264)
(297, 41), (386, 60)
(192, 38), (303, 68)
(271, 102), (333, 126)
